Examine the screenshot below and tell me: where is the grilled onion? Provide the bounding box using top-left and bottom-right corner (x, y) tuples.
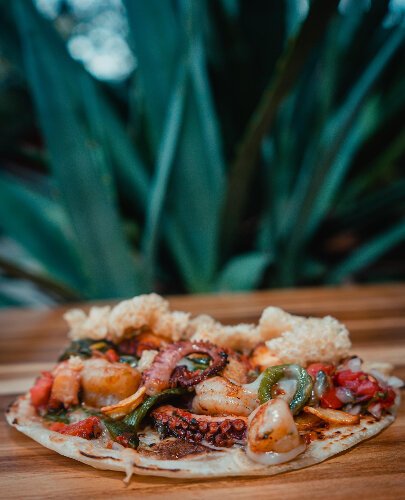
(303, 406), (360, 425)
(101, 386), (146, 420)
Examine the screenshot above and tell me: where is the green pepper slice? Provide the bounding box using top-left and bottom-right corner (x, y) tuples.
(123, 387), (187, 430)
(258, 364), (313, 414)
(104, 387), (188, 447)
(103, 419), (139, 449)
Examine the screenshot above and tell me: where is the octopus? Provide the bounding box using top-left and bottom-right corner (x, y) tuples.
(118, 332), (166, 357)
(151, 405), (247, 448)
(142, 341), (228, 395)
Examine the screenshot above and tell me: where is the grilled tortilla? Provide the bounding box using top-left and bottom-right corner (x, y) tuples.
(6, 294), (401, 481)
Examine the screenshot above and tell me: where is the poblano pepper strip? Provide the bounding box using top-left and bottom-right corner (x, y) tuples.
(123, 387), (187, 430)
(103, 419), (139, 449)
(258, 364), (313, 414)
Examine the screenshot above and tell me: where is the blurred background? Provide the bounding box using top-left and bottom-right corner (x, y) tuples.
(0, 0), (404, 307)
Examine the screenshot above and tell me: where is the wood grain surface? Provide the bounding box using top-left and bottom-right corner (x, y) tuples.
(1, 284), (404, 499)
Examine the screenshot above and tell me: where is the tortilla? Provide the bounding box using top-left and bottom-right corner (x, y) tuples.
(5, 295), (400, 480)
(6, 395), (395, 479)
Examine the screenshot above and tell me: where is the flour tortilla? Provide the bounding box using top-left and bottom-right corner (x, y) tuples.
(6, 393), (396, 480)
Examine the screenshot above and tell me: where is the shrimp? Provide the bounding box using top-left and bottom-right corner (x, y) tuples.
(191, 376), (259, 417)
(49, 359), (82, 408)
(81, 358), (141, 408)
(247, 398), (301, 454)
(250, 343), (281, 372)
(222, 354), (249, 384)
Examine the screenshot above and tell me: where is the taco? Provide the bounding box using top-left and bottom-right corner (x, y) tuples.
(6, 294), (402, 481)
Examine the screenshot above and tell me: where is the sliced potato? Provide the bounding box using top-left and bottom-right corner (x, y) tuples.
(101, 386), (146, 420)
(303, 406), (360, 425)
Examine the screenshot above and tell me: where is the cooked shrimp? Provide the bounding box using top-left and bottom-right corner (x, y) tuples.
(81, 358), (141, 408)
(250, 343), (281, 372)
(50, 359), (82, 408)
(191, 376), (259, 417)
(222, 355), (249, 384)
(247, 398), (301, 453)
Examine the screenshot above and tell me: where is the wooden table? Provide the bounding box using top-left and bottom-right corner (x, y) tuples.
(1, 284), (404, 499)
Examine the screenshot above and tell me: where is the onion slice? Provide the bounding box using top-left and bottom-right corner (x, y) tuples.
(294, 412), (322, 431)
(335, 386), (355, 404)
(303, 405), (360, 425)
(101, 386), (146, 419)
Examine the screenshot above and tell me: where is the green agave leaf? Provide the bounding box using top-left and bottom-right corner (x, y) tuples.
(127, 0), (226, 291)
(334, 179), (405, 229)
(15, 0), (150, 210)
(0, 173), (84, 292)
(142, 64), (187, 284)
(14, 0), (147, 298)
(0, 253), (80, 301)
(124, 0), (182, 151)
(341, 125), (405, 205)
(89, 85), (150, 209)
(0, 282), (42, 307)
(214, 252), (271, 292)
(164, 36), (226, 290)
(278, 25), (405, 284)
(221, 0), (339, 256)
(0, 289), (26, 308)
(328, 221), (405, 283)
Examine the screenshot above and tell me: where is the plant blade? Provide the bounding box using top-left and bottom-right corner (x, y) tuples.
(214, 252), (271, 292)
(221, 0), (340, 256)
(14, 0), (147, 298)
(328, 221), (405, 283)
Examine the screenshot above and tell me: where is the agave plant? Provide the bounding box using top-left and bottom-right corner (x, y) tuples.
(0, 0), (404, 306)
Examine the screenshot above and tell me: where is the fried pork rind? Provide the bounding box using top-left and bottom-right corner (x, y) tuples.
(64, 306), (111, 341)
(65, 294), (190, 343)
(258, 307), (351, 365)
(64, 295), (350, 366)
(188, 314), (261, 352)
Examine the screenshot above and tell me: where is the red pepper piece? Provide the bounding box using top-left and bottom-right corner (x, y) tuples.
(320, 388), (344, 409)
(30, 371), (54, 409)
(49, 416), (102, 439)
(306, 363), (335, 379)
(105, 348), (119, 363)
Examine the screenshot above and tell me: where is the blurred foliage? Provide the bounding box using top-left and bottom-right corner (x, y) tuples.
(0, 0), (404, 306)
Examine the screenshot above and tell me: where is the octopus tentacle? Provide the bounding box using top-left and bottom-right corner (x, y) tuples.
(142, 341), (228, 395)
(151, 405), (247, 448)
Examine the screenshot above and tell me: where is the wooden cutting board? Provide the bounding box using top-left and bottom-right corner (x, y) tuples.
(1, 284), (404, 499)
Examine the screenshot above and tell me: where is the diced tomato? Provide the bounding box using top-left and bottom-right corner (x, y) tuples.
(306, 363), (335, 379)
(105, 349), (119, 363)
(335, 369), (361, 386)
(335, 369), (396, 410)
(320, 388), (344, 409)
(335, 370), (379, 399)
(115, 435), (132, 447)
(356, 378), (379, 398)
(378, 388), (396, 409)
(30, 372), (53, 409)
(49, 416), (101, 439)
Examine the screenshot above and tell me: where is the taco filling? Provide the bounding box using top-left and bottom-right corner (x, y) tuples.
(7, 294), (402, 479)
